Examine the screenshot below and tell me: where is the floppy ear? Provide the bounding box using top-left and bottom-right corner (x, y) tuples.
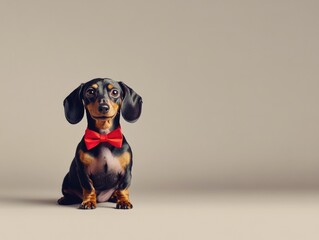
(63, 84), (84, 124)
(119, 82), (143, 123)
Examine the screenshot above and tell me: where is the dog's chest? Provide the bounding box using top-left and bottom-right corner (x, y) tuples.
(87, 145), (123, 176)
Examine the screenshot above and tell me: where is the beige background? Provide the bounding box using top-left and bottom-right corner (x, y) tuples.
(1, 0), (319, 191)
(1, 1), (319, 239)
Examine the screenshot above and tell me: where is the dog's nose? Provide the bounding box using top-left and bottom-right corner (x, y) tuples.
(98, 104), (109, 113)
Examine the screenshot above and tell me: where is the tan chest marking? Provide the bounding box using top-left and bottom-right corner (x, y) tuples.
(79, 150), (94, 166)
(118, 152), (131, 170)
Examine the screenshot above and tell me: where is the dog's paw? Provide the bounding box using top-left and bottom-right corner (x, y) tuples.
(57, 196), (82, 205)
(57, 197), (68, 205)
(79, 200), (96, 210)
(116, 200), (133, 210)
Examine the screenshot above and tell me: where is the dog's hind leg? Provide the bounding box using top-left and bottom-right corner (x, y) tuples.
(57, 193), (82, 205)
(57, 173), (82, 205)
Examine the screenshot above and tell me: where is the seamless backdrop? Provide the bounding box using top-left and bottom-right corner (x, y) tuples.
(0, 0), (319, 193)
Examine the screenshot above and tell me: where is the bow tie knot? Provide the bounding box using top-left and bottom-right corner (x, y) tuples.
(99, 134), (108, 141)
(84, 127), (123, 150)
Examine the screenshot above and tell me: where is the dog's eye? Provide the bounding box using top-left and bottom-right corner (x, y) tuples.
(86, 88), (96, 96)
(110, 89), (119, 98)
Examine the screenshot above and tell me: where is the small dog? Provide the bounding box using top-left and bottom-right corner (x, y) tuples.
(57, 78), (142, 209)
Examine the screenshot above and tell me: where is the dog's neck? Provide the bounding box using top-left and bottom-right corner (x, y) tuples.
(86, 111), (120, 134)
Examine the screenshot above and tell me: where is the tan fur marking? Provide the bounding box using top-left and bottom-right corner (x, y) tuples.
(92, 83), (98, 89)
(81, 187), (97, 208)
(107, 84), (114, 89)
(95, 119), (112, 129)
(118, 152), (131, 170)
(83, 188), (96, 202)
(79, 150), (94, 166)
(115, 189), (129, 200)
(85, 101), (99, 118)
(109, 99), (119, 113)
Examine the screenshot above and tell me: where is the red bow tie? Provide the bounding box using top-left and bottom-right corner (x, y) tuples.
(84, 127), (123, 150)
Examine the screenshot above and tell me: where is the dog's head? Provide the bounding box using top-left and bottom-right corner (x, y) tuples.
(63, 78), (142, 129)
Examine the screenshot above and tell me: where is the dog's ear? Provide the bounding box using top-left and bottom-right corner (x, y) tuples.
(63, 84), (84, 124)
(119, 82), (143, 123)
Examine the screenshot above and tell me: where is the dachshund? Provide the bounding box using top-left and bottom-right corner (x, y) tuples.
(57, 78), (142, 210)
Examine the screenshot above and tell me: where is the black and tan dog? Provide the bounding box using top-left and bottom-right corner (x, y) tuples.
(57, 78), (142, 209)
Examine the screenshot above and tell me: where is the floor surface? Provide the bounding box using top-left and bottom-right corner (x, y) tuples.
(1, 189), (319, 240)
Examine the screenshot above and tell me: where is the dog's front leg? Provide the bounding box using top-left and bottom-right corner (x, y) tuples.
(80, 180), (96, 209)
(114, 189), (133, 209)
(76, 158), (96, 209)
